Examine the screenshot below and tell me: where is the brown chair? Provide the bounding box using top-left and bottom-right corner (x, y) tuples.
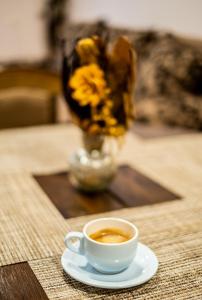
(0, 0), (68, 129)
(0, 67), (61, 129)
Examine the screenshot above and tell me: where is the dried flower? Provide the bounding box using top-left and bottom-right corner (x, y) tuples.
(63, 35), (136, 138)
(76, 38), (99, 64)
(69, 64), (110, 107)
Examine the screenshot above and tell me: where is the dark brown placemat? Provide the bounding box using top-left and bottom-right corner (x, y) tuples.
(34, 165), (181, 218)
(0, 262), (48, 300)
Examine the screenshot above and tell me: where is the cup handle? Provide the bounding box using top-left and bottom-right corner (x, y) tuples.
(64, 232), (84, 255)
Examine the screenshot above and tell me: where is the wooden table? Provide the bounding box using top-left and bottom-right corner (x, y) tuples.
(0, 124), (201, 299)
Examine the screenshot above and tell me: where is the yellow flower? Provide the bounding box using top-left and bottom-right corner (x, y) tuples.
(93, 103), (117, 126)
(88, 124), (102, 134)
(76, 38), (99, 64)
(69, 64), (110, 107)
(108, 126), (125, 137)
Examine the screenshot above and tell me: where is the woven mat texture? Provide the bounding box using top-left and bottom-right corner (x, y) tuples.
(30, 203), (202, 300)
(0, 125), (202, 299)
(0, 174), (68, 266)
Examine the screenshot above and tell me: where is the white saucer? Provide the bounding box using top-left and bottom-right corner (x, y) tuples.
(61, 242), (158, 289)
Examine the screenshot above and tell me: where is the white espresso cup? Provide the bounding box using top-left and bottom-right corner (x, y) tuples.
(64, 217), (139, 274)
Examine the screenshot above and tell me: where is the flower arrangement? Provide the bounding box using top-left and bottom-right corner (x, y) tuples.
(62, 35), (136, 138)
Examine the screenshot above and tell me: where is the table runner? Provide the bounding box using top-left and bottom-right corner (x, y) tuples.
(0, 124), (202, 299)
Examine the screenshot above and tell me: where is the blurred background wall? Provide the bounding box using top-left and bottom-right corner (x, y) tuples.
(1, 0), (202, 63)
(69, 0), (202, 38)
(0, 0), (48, 63)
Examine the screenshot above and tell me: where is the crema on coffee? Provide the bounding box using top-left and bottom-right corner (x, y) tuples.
(89, 227), (132, 244)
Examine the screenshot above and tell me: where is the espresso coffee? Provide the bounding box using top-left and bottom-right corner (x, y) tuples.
(89, 227), (131, 244)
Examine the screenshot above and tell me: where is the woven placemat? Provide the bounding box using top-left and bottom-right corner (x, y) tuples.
(0, 174), (68, 266)
(29, 203), (202, 300)
(0, 125), (81, 174)
(124, 134), (202, 200)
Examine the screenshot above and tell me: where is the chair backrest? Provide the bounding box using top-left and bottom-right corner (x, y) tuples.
(0, 67), (61, 129)
(0, 0), (68, 129)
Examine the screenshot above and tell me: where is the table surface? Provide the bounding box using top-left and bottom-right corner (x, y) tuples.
(0, 124), (201, 300)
